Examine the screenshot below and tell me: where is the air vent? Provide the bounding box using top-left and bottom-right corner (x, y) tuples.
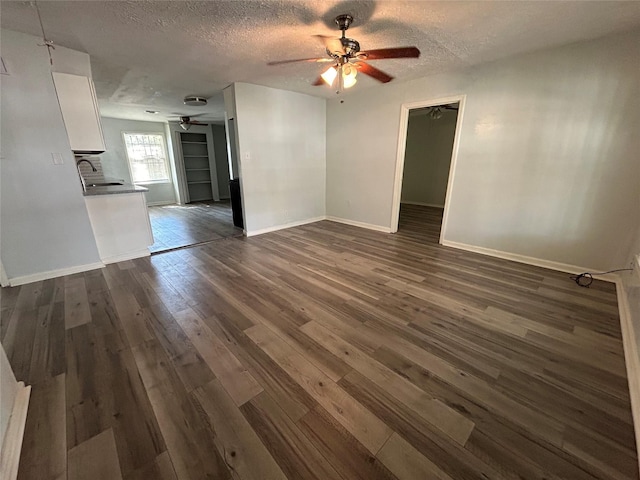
(184, 96), (207, 107)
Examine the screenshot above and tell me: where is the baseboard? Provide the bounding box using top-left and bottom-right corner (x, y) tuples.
(325, 216), (392, 233)
(246, 216), (326, 237)
(441, 239), (617, 282)
(0, 383), (31, 480)
(101, 249), (150, 265)
(8, 261), (105, 286)
(615, 278), (640, 473)
(400, 201), (445, 208)
(145, 201), (175, 207)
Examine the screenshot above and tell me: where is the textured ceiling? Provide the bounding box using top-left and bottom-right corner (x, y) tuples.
(2, 1), (640, 122)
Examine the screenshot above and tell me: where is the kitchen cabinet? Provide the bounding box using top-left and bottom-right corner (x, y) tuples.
(84, 192), (153, 264)
(52, 72), (106, 153)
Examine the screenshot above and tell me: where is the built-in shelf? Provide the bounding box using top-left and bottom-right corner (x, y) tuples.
(179, 131), (216, 203)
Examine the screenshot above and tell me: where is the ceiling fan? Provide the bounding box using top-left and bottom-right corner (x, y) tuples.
(168, 114), (207, 131)
(424, 104), (459, 120)
(268, 14), (420, 92)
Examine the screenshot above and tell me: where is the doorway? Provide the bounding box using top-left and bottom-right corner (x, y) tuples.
(391, 96), (465, 243)
(147, 123), (242, 253)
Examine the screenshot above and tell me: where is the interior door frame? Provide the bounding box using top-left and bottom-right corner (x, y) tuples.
(390, 94), (466, 244)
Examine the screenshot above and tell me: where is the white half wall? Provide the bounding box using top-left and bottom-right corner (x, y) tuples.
(0, 341), (30, 480)
(0, 29), (101, 282)
(233, 83), (326, 235)
(326, 29), (640, 271)
(401, 109), (458, 207)
(618, 222), (640, 471)
(0, 344), (19, 458)
(100, 117), (176, 205)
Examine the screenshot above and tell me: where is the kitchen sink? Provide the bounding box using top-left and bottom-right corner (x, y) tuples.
(86, 181), (125, 187)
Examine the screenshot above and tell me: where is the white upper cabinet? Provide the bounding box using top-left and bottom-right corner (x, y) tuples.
(52, 72), (106, 153)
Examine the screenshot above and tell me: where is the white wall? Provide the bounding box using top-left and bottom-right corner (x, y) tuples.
(223, 85), (239, 180)
(401, 110), (457, 207)
(326, 29), (640, 271)
(212, 124), (231, 199)
(233, 83), (326, 235)
(100, 117), (176, 205)
(0, 29), (101, 282)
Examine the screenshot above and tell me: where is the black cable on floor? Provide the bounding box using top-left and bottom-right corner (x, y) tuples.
(569, 268), (633, 287)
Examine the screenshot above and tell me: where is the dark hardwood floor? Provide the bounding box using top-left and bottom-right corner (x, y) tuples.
(148, 200), (242, 253)
(1, 204), (637, 479)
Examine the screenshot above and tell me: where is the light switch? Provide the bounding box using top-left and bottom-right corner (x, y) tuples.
(51, 153), (64, 165)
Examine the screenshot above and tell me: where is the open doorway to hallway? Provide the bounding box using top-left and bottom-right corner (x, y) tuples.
(394, 100), (461, 242)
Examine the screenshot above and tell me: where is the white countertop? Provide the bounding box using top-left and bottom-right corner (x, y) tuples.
(83, 182), (148, 196)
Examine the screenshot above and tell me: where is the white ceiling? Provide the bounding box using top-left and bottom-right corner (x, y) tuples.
(2, 1), (640, 122)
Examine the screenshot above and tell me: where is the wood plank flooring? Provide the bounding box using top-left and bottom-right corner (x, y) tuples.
(147, 200), (242, 253)
(1, 204), (637, 479)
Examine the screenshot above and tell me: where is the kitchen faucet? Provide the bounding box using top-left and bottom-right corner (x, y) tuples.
(76, 158), (97, 172)
(76, 158), (98, 191)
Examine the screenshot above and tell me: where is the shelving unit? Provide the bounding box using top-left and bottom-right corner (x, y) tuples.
(179, 132), (215, 202)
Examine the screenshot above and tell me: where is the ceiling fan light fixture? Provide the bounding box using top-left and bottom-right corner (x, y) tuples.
(179, 122), (191, 131)
(343, 75), (357, 89)
(321, 66), (338, 86)
(342, 63), (357, 88)
(267, 14), (419, 90)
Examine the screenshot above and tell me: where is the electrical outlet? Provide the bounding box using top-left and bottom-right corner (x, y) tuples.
(51, 153), (64, 165)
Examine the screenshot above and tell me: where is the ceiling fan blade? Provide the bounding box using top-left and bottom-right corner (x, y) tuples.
(268, 57), (332, 66)
(358, 46), (420, 60)
(314, 34), (344, 56)
(312, 76), (325, 86)
(355, 61), (394, 83)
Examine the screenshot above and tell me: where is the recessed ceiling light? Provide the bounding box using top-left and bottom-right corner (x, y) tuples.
(145, 110), (159, 114)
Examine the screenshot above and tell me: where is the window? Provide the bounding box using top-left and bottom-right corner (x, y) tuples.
(123, 133), (170, 183)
